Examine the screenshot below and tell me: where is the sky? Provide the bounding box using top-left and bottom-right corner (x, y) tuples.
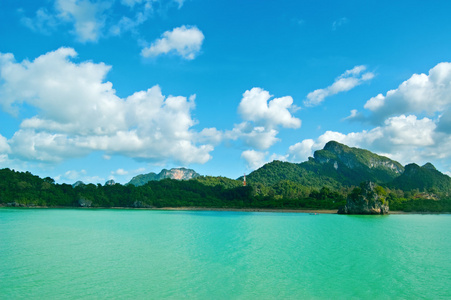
(1, 0), (451, 184)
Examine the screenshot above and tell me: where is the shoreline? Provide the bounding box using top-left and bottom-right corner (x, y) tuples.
(0, 204), (337, 214)
(1, 205), (450, 214)
(154, 207), (338, 214)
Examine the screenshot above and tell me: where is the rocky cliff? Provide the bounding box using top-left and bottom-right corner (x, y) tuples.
(310, 141), (404, 185)
(128, 168), (200, 186)
(338, 181), (389, 214)
(315, 141), (404, 174)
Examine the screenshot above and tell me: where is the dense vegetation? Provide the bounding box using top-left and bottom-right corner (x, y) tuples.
(2, 141), (451, 212)
(1, 167), (451, 212)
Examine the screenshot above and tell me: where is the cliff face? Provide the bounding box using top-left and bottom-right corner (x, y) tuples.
(158, 168), (200, 181)
(312, 141), (404, 184)
(316, 141), (404, 174)
(338, 181), (389, 215)
(128, 168), (200, 186)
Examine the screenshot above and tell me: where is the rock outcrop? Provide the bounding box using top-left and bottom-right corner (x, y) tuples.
(128, 168), (200, 186)
(338, 181), (389, 215)
(315, 141), (404, 175)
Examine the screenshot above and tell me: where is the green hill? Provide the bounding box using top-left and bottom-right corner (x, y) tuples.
(389, 163), (451, 193)
(246, 141), (405, 189)
(2, 141), (451, 212)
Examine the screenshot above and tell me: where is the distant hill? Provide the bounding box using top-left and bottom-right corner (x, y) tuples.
(128, 167), (200, 186)
(2, 141), (451, 212)
(389, 163), (451, 192)
(302, 141), (404, 186)
(246, 141), (405, 189)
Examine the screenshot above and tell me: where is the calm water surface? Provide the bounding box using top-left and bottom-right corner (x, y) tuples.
(1, 208), (450, 299)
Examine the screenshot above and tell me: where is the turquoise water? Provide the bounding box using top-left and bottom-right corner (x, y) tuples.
(1, 209), (450, 299)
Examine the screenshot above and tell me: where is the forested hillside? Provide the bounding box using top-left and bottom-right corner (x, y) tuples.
(1, 141), (451, 212)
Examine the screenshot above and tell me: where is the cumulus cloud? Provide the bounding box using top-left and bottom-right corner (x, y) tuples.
(287, 114), (440, 166)
(226, 123), (279, 150)
(363, 62), (451, 123)
(0, 48), (214, 165)
(196, 128), (223, 145)
(55, 0), (112, 42)
(238, 87), (301, 129)
(225, 88), (301, 150)
(64, 169), (88, 181)
(329, 61), (451, 171)
(141, 25), (204, 60)
(343, 109), (365, 121)
(241, 150), (267, 170)
(287, 139), (315, 162)
(0, 134), (11, 156)
(112, 168), (128, 175)
(305, 65), (374, 107)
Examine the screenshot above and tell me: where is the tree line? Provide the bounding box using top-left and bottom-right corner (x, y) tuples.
(1, 168), (450, 212)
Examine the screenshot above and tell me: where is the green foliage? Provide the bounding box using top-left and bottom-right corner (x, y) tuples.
(1, 139), (451, 214)
(246, 160), (342, 190)
(389, 163), (451, 195)
(194, 176), (243, 189)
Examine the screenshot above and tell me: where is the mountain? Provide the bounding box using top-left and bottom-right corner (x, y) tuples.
(246, 141), (405, 189)
(389, 163), (451, 192)
(303, 141), (404, 185)
(128, 168), (200, 186)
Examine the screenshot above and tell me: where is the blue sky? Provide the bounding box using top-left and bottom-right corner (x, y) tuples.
(1, 0), (451, 184)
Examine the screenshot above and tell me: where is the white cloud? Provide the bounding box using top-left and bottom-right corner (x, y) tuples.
(287, 115), (440, 166)
(226, 123), (279, 150)
(241, 150), (268, 170)
(55, 0), (112, 42)
(112, 168), (128, 175)
(238, 87), (301, 129)
(363, 62), (451, 123)
(437, 110), (451, 133)
(305, 65), (374, 107)
(343, 109), (365, 121)
(141, 25), (204, 60)
(225, 88), (301, 151)
(287, 139), (315, 162)
(0, 48), (215, 165)
(109, 0), (154, 36)
(382, 115), (435, 146)
(64, 169), (87, 180)
(0, 134), (10, 152)
(197, 128), (223, 145)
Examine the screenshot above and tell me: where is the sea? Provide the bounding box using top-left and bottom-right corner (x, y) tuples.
(1, 208), (450, 299)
